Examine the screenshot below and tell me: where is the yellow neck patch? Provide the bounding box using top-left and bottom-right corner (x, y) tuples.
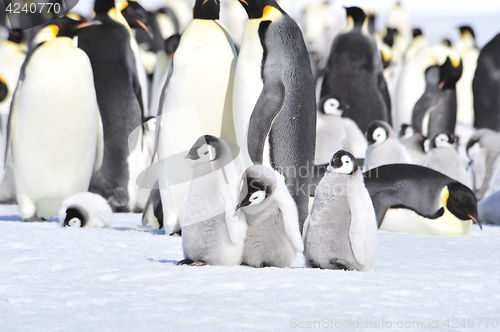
(116, 1), (129, 12)
(262, 5), (281, 20)
(449, 55), (460, 68)
(440, 186), (450, 207)
(346, 15), (354, 31)
(0, 74), (6, 85)
(33, 24), (60, 45)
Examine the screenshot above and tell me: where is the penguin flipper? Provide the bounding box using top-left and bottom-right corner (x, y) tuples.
(5, 79), (22, 166)
(247, 80), (285, 164)
(275, 179), (304, 252)
(222, 185), (243, 245)
(370, 187), (401, 227)
(348, 187), (376, 266)
(94, 110), (104, 172)
(378, 71), (392, 124)
(151, 62), (174, 165)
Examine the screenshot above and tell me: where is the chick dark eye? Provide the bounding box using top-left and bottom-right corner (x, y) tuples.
(204, 151), (209, 155)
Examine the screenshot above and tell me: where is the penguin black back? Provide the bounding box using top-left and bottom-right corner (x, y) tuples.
(473, 33), (500, 131)
(320, 6), (391, 133)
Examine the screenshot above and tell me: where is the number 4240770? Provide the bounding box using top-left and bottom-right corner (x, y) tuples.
(444, 318), (498, 329)
(5, 2), (62, 14)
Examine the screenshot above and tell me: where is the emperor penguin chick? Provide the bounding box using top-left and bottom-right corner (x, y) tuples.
(423, 133), (472, 188)
(58, 192), (113, 228)
(179, 135), (247, 266)
(236, 165), (303, 268)
(303, 150), (377, 272)
(364, 120), (412, 170)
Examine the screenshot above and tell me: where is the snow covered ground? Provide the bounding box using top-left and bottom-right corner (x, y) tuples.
(1, 204), (499, 331)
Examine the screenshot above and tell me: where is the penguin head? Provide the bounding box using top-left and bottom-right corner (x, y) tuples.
(0, 75), (7, 102)
(95, 0), (116, 14)
(438, 56), (463, 90)
(236, 165), (276, 210)
(8, 29), (23, 44)
(383, 27), (398, 48)
(120, 1), (151, 33)
(443, 183), (482, 229)
(327, 150), (358, 175)
(237, 0), (283, 20)
(345, 6), (365, 30)
(441, 39), (452, 47)
(164, 34), (181, 56)
(431, 133), (457, 149)
(32, 17), (81, 46)
(398, 124), (414, 139)
(366, 120), (391, 146)
(63, 206), (88, 228)
(412, 28), (423, 38)
(459, 26), (475, 39)
(320, 97), (348, 116)
(185, 135), (224, 163)
(193, 0), (220, 20)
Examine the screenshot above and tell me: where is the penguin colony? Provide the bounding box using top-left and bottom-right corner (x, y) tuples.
(1, 0), (500, 271)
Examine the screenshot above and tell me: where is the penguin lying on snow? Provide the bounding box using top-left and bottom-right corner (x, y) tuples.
(303, 150), (377, 272)
(59, 192), (113, 228)
(364, 120), (412, 170)
(179, 135), (246, 266)
(363, 164), (481, 235)
(236, 165), (303, 268)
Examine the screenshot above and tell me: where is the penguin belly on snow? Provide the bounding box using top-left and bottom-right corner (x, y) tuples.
(303, 150), (377, 272)
(236, 165), (303, 268)
(59, 192), (113, 228)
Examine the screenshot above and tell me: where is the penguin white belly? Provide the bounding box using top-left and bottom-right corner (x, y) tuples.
(158, 20), (237, 233)
(456, 49), (479, 127)
(381, 208), (472, 235)
(13, 39), (99, 219)
(233, 19), (264, 167)
(0, 41), (26, 117)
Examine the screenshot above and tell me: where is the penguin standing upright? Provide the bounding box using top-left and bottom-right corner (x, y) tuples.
(233, 0), (316, 230)
(77, 0), (149, 212)
(303, 150), (377, 272)
(453, 26), (479, 127)
(8, 18), (103, 221)
(236, 165), (303, 268)
(397, 124), (426, 165)
(473, 33), (500, 131)
(364, 164), (481, 235)
(364, 120), (412, 170)
(156, 0), (239, 234)
(179, 136), (247, 266)
(413, 57), (462, 139)
(320, 6), (390, 134)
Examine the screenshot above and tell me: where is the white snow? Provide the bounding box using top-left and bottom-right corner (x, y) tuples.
(1, 204), (499, 331)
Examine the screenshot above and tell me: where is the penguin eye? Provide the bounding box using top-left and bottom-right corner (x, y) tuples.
(248, 191), (266, 205)
(203, 151), (209, 155)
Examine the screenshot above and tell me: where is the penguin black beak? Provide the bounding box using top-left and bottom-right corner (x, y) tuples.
(468, 214), (482, 230)
(235, 203), (242, 211)
(185, 149), (199, 160)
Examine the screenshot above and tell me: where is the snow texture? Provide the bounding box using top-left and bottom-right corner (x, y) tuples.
(1, 204), (499, 331)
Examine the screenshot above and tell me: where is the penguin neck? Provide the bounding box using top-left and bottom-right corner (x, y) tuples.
(94, 0), (115, 15)
(193, 0), (220, 20)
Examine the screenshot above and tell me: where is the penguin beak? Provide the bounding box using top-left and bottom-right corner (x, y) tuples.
(468, 214), (482, 230)
(235, 202), (242, 211)
(135, 19), (150, 33)
(185, 150), (199, 160)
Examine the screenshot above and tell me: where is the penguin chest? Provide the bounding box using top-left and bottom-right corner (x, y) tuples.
(233, 20), (265, 148)
(13, 40), (98, 198)
(162, 20), (236, 147)
(315, 113), (345, 164)
(381, 207), (472, 235)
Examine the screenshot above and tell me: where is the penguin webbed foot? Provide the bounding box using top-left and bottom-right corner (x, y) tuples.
(329, 258), (350, 271)
(24, 216), (45, 222)
(177, 259), (207, 266)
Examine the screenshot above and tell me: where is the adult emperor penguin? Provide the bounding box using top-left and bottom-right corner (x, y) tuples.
(423, 133), (472, 188)
(320, 6), (390, 133)
(315, 96), (367, 166)
(233, 0), (316, 231)
(398, 124), (426, 165)
(8, 18), (104, 221)
(58, 192), (113, 228)
(412, 57), (462, 139)
(364, 120), (412, 171)
(473, 33), (500, 131)
(156, 0), (239, 235)
(236, 165), (303, 268)
(363, 164), (481, 235)
(77, 0), (147, 212)
(179, 136), (247, 266)
(395, 44), (459, 128)
(466, 129), (500, 201)
(303, 150), (377, 272)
